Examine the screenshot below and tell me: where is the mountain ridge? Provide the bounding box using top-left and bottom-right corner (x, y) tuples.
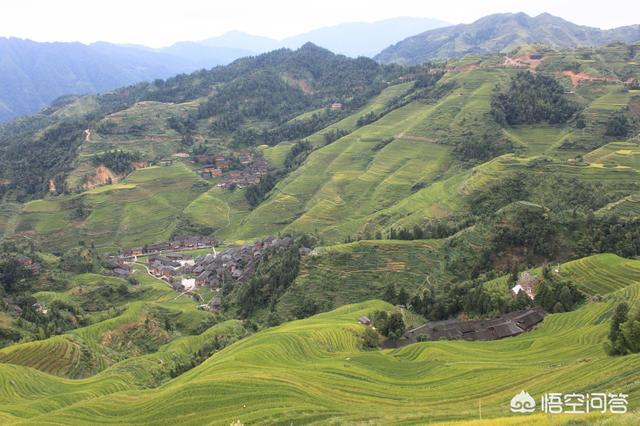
(376, 12), (640, 64)
(0, 17), (445, 122)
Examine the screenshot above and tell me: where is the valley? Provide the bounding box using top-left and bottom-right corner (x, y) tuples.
(0, 21), (640, 425)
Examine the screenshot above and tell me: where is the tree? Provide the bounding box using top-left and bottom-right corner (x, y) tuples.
(606, 302), (629, 356)
(385, 313), (406, 340)
(605, 111), (631, 137)
(412, 225), (424, 240)
(361, 327), (380, 349)
(0, 258), (32, 295)
(491, 71), (581, 125)
(383, 283), (397, 304)
(397, 287), (409, 307)
(621, 308), (640, 354)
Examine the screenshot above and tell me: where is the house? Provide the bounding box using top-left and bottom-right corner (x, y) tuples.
(200, 171), (213, 179)
(16, 255), (33, 267)
(124, 247), (144, 257)
(358, 316), (371, 325)
(160, 266), (176, 279)
(194, 155), (212, 164)
(402, 307), (547, 345)
(511, 272), (540, 299)
(330, 102), (343, 111)
(181, 278), (196, 292)
(146, 243), (170, 253)
(529, 52), (543, 60)
(196, 271), (211, 286)
(32, 303), (48, 315)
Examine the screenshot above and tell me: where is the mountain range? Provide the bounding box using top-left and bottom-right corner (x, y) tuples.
(1, 15), (640, 424)
(376, 12), (640, 64)
(0, 17), (446, 123)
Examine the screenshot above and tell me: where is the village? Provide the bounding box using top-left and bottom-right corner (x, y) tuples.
(106, 235), (295, 312)
(192, 149), (271, 189)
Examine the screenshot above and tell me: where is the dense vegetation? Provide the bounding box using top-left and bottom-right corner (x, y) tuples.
(606, 302), (640, 356)
(92, 150), (142, 174)
(491, 71), (581, 125)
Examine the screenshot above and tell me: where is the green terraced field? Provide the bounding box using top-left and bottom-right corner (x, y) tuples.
(184, 186), (251, 238)
(4, 63), (637, 251)
(1, 268), (639, 424)
(11, 163), (208, 252)
(585, 141), (640, 170)
(230, 100), (458, 242)
(277, 239), (452, 317)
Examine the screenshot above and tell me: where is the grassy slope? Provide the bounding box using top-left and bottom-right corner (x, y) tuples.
(12, 163), (207, 252)
(230, 100), (457, 242)
(1, 262), (639, 424)
(4, 66), (637, 250)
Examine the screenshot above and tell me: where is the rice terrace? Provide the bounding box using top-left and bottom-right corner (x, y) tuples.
(1, 1), (640, 425)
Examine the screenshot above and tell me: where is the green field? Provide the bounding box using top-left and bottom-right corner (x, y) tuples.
(1, 254), (639, 424)
(11, 163), (208, 252)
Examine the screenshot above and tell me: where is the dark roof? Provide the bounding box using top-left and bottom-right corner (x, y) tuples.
(403, 307), (546, 344)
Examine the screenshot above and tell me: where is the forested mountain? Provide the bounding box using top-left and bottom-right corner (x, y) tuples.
(0, 17), (444, 122)
(0, 43), (401, 201)
(376, 12), (640, 64)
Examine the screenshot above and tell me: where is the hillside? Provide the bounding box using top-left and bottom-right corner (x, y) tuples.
(0, 43), (397, 203)
(0, 17), (448, 123)
(376, 12), (640, 64)
(0, 254), (639, 423)
(1, 37), (640, 424)
(1, 43), (639, 256)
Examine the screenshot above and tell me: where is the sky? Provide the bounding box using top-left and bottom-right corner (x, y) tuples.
(1, 0), (639, 47)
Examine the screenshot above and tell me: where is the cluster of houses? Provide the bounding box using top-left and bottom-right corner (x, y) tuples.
(194, 150), (270, 189)
(196, 154), (230, 179)
(394, 306), (547, 347)
(215, 159), (270, 189)
(148, 253), (195, 280)
(121, 235), (216, 257)
(186, 236), (294, 289)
